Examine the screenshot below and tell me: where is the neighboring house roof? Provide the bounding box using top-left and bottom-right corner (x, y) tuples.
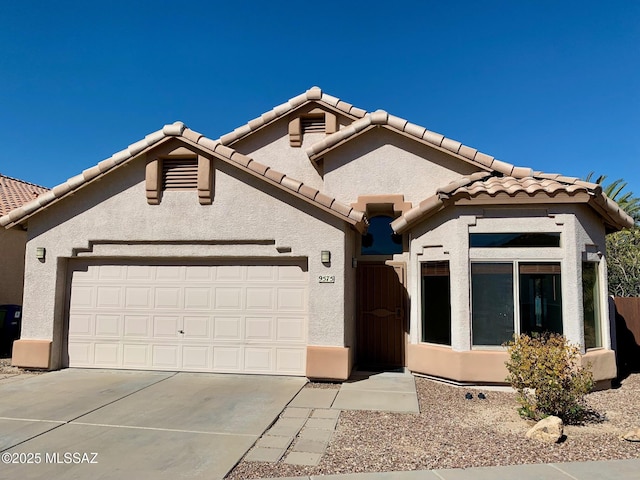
(392, 173), (635, 233)
(0, 122), (367, 232)
(0, 174), (49, 216)
(218, 86), (368, 146)
(306, 109), (534, 178)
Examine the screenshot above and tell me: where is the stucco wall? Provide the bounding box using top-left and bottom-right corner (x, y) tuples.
(21, 154), (351, 368)
(0, 228), (27, 305)
(321, 128), (480, 206)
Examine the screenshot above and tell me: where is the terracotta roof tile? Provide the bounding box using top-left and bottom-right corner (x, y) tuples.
(393, 173), (634, 233)
(1, 122), (366, 233)
(218, 87), (368, 146)
(0, 174), (50, 216)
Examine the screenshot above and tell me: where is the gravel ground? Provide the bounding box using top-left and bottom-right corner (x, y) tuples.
(227, 374), (640, 479)
(0, 357), (43, 375)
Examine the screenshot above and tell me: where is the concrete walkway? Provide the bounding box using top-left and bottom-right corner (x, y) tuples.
(254, 458), (640, 479)
(243, 371), (419, 466)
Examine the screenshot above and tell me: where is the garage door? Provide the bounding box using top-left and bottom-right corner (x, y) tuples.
(67, 262), (308, 375)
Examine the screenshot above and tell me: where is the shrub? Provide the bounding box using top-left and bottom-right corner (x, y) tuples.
(504, 333), (595, 424)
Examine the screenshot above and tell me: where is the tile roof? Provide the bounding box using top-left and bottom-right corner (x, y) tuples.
(218, 86), (368, 146)
(306, 110), (534, 178)
(0, 174), (49, 216)
(391, 173), (634, 233)
(0, 122), (367, 232)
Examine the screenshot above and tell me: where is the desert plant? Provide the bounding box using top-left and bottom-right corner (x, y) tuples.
(504, 333), (595, 424)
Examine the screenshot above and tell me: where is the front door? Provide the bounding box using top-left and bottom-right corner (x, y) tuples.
(356, 262), (406, 369)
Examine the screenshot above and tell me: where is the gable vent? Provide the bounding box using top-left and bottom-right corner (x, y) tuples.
(301, 116), (325, 133)
(162, 158), (198, 190)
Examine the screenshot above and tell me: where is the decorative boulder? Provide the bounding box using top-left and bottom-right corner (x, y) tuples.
(526, 416), (564, 443)
(622, 428), (640, 442)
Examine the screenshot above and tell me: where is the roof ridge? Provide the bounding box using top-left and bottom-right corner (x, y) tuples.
(305, 111), (535, 178)
(217, 86), (368, 146)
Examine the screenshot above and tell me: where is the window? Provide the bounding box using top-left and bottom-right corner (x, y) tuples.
(421, 262), (451, 345)
(471, 262), (563, 346)
(582, 262), (601, 349)
(361, 216), (403, 255)
(470, 232), (560, 248)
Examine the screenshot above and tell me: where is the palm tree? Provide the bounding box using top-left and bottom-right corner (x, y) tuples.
(585, 173), (640, 224)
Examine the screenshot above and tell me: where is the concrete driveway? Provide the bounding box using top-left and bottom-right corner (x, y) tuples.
(0, 369), (306, 479)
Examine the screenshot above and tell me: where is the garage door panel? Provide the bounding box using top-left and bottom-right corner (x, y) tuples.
(183, 316), (210, 338)
(69, 314), (93, 336)
(68, 263), (308, 375)
(184, 288), (211, 309)
(124, 315), (151, 337)
(123, 344), (149, 367)
(277, 287), (306, 311)
(214, 287), (242, 309)
(155, 287), (182, 309)
(213, 347), (242, 371)
(125, 287), (152, 308)
(70, 286), (94, 308)
(95, 315), (121, 337)
(245, 317), (274, 341)
(213, 316), (242, 340)
(245, 348), (272, 372)
(94, 343), (120, 365)
(246, 287), (274, 310)
(152, 345), (180, 368)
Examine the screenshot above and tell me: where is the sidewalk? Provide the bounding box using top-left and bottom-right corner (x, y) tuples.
(256, 458), (640, 479)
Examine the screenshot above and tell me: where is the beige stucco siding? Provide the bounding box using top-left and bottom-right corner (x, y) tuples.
(21, 155), (350, 368)
(0, 228), (27, 305)
(321, 128), (480, 206)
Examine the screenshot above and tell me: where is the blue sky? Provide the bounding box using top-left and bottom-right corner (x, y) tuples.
(1, 1), (638, 199)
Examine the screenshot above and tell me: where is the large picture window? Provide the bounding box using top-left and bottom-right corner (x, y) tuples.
(471, 262), (563, 347)
(421, 262), (451, 345)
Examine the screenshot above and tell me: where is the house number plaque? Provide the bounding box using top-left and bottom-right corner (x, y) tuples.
(318, 275), (335, 283)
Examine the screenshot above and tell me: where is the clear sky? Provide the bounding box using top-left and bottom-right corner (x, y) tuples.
(1, 1), (638, 199)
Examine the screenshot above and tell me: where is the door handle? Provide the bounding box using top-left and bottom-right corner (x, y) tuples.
(178, 330), (185, 334)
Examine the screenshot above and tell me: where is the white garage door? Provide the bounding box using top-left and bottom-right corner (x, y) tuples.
(67, 262), (308, 375)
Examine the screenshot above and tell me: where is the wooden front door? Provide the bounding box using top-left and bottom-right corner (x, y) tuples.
(356, 262), (406, 368)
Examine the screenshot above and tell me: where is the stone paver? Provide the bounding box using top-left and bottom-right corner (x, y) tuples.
(311, 408), (340, 419)
(292, 438), (328, 454)
(298, 427), (334, 442)
(281, 407), (311, 418)
(256, 435), (294, 449)
(284, 451), (323, 466)
(305, 417), (338, 430)
(332, 389), (419, 413)
(289, 388), (339, 408)
(245, 447), (286, 463)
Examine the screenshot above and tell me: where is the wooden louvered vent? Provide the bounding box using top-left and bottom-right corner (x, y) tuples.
(162, 158), (198, 190)
(301, 115), (325, 133)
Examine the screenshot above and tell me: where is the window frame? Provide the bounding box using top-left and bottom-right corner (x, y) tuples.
(470, 259), (564, 350)
(420, 261), (452, 346)
(582, 261), (603, 350)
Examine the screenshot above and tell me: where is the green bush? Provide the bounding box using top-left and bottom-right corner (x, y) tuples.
(504, 333), (595, 424)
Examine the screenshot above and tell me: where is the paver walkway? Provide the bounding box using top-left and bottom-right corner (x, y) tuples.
(243, 371), (419, 466)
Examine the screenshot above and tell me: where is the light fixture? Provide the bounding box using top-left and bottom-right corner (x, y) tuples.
(36, 247), (46, 261)
(321, 250), (331, 263)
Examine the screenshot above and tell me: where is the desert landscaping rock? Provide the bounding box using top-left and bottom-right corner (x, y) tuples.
(526, 416), (564, 443)
(227, 374), (640, 479)
(622, 428), (640, 442)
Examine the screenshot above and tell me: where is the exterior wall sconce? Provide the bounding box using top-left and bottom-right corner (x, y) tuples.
(321, 250), (331, 263)
(36, 247), (46, 261)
